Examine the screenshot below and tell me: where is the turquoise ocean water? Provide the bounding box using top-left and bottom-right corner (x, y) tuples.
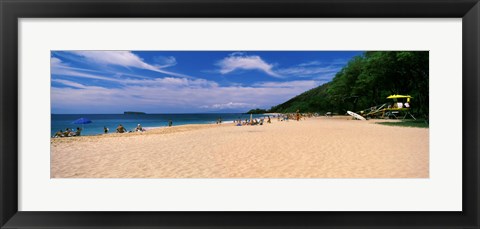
(51, 113), (269, 136)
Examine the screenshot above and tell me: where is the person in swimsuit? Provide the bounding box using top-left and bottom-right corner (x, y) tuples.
(116, 124), (126, 133)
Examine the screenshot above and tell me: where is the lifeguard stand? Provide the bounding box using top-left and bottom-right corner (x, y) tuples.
(383, 95), (416, 120)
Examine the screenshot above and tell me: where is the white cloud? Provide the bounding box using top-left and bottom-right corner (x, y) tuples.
(52, 79), (89, 89)
(51, 57), (122, 82)
(51, 56), (204, 87)
(254, 80), (321, 89)
(298, 59), (349, 67)
(51, 57), (88, 73)
(201, 102), (253, 110)
(276, 65), (339, 76)
(215, 54), (345, 79)
(52, 60), (219, 88)
(51, 57), (61, 65)
(217, 53), (281, 77)
(123, 77), (219, 88)
(71, 51), (152, 69)
(70, 51), (193, 79)
(153, 56), (177, 68)
(298, 61), (323, 67)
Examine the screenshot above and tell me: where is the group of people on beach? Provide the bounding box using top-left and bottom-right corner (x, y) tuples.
(233, 116), (272, 126)
(276, 111), (314, 122)
(110, 120), (173, 134)
(54, 113), (317, 138)
(114, 124), (145, 133)
(233, 112), (317, 126)
(53, 127), (82, 138)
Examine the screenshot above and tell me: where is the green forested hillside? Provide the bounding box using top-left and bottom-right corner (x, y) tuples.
(246, 108), (268, 114)
(269, 51), (429, 117)
(268, 82), (331, 113)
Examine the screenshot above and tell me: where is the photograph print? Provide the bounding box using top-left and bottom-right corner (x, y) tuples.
(51, 51), (429, 178)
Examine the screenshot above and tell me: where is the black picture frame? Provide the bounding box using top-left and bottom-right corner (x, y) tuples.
(1, 0), (479, 228)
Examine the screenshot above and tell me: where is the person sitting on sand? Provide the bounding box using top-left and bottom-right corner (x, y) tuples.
(64, 128), (72, 137)
(168, 120), (173, 127)
(135, 124), (144, 132)
(68, 128), (76, 137)
(54, 130), (63, 138)
(75, 127), (82, 136)
(116, 124), (127, 133)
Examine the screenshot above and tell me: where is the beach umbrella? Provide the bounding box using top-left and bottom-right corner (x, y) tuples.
(73, 118), (92, 124)
(72, 118), (92, 131)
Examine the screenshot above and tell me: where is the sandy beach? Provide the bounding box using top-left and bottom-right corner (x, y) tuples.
(51, 116), (429, 178)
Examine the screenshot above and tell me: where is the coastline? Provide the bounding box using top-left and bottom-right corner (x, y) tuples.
(51, 114), (339, 139)
(51, 122), (230, 141)
(51, 113), (269, 137)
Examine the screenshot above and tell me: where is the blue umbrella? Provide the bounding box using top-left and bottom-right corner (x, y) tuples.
(72, 118), (92, 124)
(72, 118), (92, 134)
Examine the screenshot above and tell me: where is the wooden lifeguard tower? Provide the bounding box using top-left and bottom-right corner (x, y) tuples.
(356, 94), (416, 120)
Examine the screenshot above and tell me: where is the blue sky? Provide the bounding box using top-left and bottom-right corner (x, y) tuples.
(51, 51), (363, 114)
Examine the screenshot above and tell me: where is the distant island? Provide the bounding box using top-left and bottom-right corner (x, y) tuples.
(124, 111), (146, 115)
